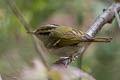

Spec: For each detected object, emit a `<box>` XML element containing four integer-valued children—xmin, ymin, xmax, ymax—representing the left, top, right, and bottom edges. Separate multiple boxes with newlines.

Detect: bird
<box><xmin>28</xmin><ymin>24</ymin><xmax>112</xmax><ymax>58</ymax></box>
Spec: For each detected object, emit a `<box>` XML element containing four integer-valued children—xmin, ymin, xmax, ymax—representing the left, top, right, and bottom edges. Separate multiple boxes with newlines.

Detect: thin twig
<box><xmin>6</xmin><ymin>0</ymin><xmax>49</xmax><ymax>70</ymax></box>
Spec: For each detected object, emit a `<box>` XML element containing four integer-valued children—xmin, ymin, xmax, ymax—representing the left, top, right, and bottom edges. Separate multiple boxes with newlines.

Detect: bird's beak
<box><xmin>27</xmin><ymin>31</ymin><xmax>35</xmax><ymax>34</ymax></box>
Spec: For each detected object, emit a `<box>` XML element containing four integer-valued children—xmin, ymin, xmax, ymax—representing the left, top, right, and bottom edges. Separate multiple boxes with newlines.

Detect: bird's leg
<box><xmin>54</xmin><ymin>56</ymin><xmax>78</xmax><ymax>66</ymax></box>
<box><xmin>55</xmin><ymin>57</ymin><xmax>72</xmax><ymax>66</ymax></box>
<box><xmin>54</xmin><ymin>55</ymin><xmax>79</xmax><ymax>66</ymax></box>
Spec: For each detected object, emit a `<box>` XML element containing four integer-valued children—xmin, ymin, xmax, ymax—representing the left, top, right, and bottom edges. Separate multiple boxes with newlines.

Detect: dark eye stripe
<box><xmin>50</xmin><ymin>24</ymin><xmax>60</xmax><ymax>27</ymax></box>
<box><xmin>38</xmin><ymin>32</ymin><xmax>50</xmax><ymax>35</ymax></box>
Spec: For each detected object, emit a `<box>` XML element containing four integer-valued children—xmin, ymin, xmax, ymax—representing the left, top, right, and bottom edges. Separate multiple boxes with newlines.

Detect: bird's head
<box><xmin>28</xmin><ymin>24</ymin><xmax>59</xmax><ymax>35</ymax></box>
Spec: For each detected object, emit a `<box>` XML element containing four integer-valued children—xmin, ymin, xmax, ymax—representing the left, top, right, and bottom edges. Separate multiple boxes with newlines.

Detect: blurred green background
<box><xmin>0</xmin><ymin>0</ymin><xmax>120</xmax><ymax>80</ymax></box>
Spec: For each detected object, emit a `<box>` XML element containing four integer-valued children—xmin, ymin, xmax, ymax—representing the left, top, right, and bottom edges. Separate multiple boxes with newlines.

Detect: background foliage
<box><xmin>0</xmin><ymin>0</ymin><xmax>120</xmax><ymax>80</ymax></box>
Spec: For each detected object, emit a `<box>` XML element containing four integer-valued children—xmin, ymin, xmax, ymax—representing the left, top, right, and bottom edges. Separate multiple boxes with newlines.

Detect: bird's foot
<box><xmin>69</xmin><ymin>55</ymin><xmax>79</xmax><ymax>62</ymax></box>
<box><xmin>54</xmin><ymin>56</ymin><xmax>78</xmax><ymax>66</ymax></box>
<box><xmin>54</xmin><ymin>57</ymin><xmax>72</xmax><ymax>66</ymax></box>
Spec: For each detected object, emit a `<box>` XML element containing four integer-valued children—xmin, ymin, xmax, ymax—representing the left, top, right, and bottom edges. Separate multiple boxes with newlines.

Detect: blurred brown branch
<box><xmin>6</xmin><ymin>0</ymin><xmax>49</xmax><ymax>70</ymax></box>
<box><xmin>55</xmin><ymin>3</ymin><xmax>120</xmax><ymax>66</ymax></box>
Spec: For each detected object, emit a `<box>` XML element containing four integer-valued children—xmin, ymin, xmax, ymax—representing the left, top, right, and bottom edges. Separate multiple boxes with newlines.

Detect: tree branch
<box><xmin>86</xmin><ymin>3</ymin><xmax>120</xmax><ymax>37</ymax></box>
<box><xmin>55</xmin><ymin>3</ymin><xmax>120</xmax><ymax>66</ymax></box>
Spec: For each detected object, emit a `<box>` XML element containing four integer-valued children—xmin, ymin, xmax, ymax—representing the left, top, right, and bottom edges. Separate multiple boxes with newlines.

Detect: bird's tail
<box><xmin>87</xmin><ymin>37</ymin><xmax>112</xmax><ymax>42</ymax></box>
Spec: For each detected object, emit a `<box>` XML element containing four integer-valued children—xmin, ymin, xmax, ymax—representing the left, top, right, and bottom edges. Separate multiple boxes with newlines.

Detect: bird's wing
<box><xmin>51</xmin><ymin>29</ymin><xmax>83</xmax><ymax>47</ymax></box>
